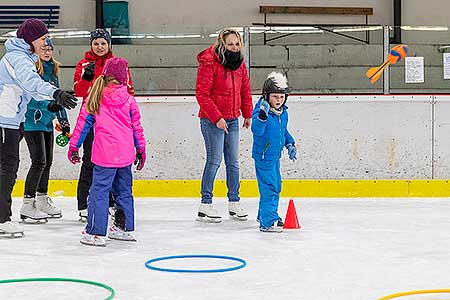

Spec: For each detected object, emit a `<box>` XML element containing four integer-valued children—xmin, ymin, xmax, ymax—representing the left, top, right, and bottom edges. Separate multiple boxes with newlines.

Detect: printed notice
<box><xmin>405</xmin><ymin>56</ymin><xmax>424</xmax><ymax>83</ymax></box>
<box><xmin>444</xmin><ymin>53</ymin><xmax>450</xmax><ymax>79</ymax></box>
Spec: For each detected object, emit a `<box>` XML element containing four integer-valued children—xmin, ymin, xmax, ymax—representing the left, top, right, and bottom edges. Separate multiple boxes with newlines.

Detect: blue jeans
<box><xmin>200</xmin><ymin>118</ymin><xmax>240</xmax><ymax>204</ymax></box>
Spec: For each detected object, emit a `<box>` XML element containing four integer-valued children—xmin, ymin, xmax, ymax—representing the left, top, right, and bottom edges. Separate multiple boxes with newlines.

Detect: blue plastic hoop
<box><xmin>145</xmin><ymin>254</ymin><xmax>247</xmax><ymax>273</ymax></box>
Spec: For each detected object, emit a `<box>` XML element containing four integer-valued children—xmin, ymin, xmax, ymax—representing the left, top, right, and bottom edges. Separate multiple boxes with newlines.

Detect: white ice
<box><xmin>2</xmin><ymin>197</ymin><xmax>450</xmax><ymax>300</ymax></box>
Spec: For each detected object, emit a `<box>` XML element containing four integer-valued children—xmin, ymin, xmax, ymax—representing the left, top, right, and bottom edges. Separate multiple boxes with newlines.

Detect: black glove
<box><xmin>82</xmin><ymin>62</ymin><xmax>96</xmax><ymax>81</ymax></box>
<box><xmin>53</xmin><ymin>89</ymin><xmax>77</xmax><ymax>110</ymax></box>
<box><xmin>60</xmin><ymin>119</ymin><xmax>71</xmax><ymax>136</ymax></box>
<box><xmin>47</xmin><ymin>101</ymin><xmax>63</xmax><ymax>113</ymax></box>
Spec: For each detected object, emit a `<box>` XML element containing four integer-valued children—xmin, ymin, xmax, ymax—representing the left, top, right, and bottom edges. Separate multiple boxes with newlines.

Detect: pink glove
<box><xmin>134</xmin><ymin>148</ymin><xmax>146</xmax><ymax>170</ymax></box>
<box><xmin>68</xmin><ymin>146</ymin><xmax>81</xmax><ymax>164</ymax></box>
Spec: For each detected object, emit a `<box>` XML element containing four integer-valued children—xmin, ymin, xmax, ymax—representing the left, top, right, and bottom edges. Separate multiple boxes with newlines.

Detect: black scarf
<box><xmin>223</xmin><ymin>50</ymin><xmax>243</xmax><ymax>70</ymax></box>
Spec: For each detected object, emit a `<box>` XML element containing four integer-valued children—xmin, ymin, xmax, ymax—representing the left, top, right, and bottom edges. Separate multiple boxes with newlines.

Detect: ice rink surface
<box><xmin>2</xmin><ymin>197</ymin><xmax>450</xmax><ymax>300</ymax></box>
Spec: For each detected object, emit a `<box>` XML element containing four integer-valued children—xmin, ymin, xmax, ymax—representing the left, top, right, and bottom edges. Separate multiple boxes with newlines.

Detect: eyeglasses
<box><xmin>39</xmin><ymin>46</ymin><xmax>53</xmax><ymax>53</ymax></box>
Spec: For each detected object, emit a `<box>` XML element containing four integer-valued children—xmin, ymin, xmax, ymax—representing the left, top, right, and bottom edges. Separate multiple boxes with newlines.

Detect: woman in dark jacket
<box><xmin>195</xmin><ymin>28</ymin><xmax>253</xmax><ymax>223</ymax></box>
<box><xmin>73</xmin><ymin>29</ymin><xmax>134</xmax><ymax>222</ymax></box>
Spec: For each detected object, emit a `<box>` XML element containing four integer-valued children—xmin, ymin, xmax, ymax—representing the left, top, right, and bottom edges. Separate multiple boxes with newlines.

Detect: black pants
<box><xmin>24</xmin><ymin>131</ymin><xmax>54</xmax><ymax>197</ymax></box>
<box><xmin>77</xmin><ymin>128</ymin><xmax>114</xmax><ymax>210</ymax></box>
<box><xmin>0</xmin><ymin>125</ymin><xmax>23</xmax><ymax>223</ymax></box>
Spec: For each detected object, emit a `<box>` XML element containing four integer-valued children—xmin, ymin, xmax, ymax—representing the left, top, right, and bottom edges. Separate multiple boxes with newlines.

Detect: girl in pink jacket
<box><xmin>68</xmin><ymin>57</ymin><xmax>146</xmax><ymax>247</ymax></box>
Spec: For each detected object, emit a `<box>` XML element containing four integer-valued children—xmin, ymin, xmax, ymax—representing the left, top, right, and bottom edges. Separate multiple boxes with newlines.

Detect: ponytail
<box><xmin>87</xmin><ymin>75</ymin><xmax>119</xmax><ymax>114</ymax></box>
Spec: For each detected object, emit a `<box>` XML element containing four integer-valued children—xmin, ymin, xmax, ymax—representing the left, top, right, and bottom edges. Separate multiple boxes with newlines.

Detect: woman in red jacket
<box><xmin>73</xmin><ymin>29</ymin><xmax>134</xmax><ymax>222</ymax></box>
<box><xmin>195</xmin><ymin>28</ymin><xmax>253</xmax><ymax>223</ymax></box>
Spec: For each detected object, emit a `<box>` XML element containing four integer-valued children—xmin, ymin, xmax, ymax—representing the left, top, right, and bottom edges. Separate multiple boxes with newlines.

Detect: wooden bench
<box><xmin>253</xmin><ymin>6</ymin><xmax>374</xmax><ymax>44</ymax></box>
<box><xmin>0</xmin><ymin>5</ymin><xmax>60</xmax><ymax>29</ymax></box>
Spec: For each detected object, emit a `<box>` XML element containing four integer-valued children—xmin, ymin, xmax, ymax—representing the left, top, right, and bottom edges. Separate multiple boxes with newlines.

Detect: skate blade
<box><xmin>229</xmin><ymin>214</ymin><xmax>248</xmax><ymax>221</ymax></box>
<box><xmin>196</xmin><ymin>216</ymin><xmax>222</xmax><ymax>223</ymax></box>
<box><xmin>47</xmin><ymin>214</ymin><xmax>62</xmax><ymax>219</ymax></box>
<box><xmin>0</xmin><ymin>231</ymin><xmax>24</xmax><ymax>238</ymax></box>
<box><xmin>20</xmin><ymin>216</ymin><xmax>48</xmax><ymax>224</ymax></box>
<box><xmin>79</xmin><ymin>217</ymin><xmax>87</xmax><ymax>223</ymax></box>
<box><xmin>108</xmin><ymin>235</ymin><xmax>137</xmax><ymax>242</ymax></box>
<box><xmin>259</xmin><ymin>228</ymin><xmax>283</xmax><ymax>233</ymax></box>
<box><xmin>80</xmin><ymin>240</ymin><xmax>106</xmax><ymax>247</ymax></box>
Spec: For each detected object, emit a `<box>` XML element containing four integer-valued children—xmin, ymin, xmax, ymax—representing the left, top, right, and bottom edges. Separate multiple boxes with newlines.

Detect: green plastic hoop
<box><xmin>0</xmin><ymin>277</ymin><xmax>115</xmax><ymax>299</ymax></box>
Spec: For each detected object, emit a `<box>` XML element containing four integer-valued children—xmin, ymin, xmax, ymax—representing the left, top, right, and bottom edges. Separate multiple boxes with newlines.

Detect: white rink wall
<box><xmin>15</xmin><ymin>95</ymin><xmax>450</xmax><ymax>180</ymax></box>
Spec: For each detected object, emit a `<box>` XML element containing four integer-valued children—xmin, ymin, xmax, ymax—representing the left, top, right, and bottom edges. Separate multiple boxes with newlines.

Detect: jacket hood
<box><xmin>197</xmin><ymin>45</ymin><xmax>220</xmax><ymax>64</ymax></box>
<box><xmin>5</xmin><ymin>38</ymin><xmax>37</xmax><ymax>61</ymax></box>
<box><xmin>84</xmin><ymin>50</ymin><xmax>113</xmax><ymax>65</ymax></box>
<box><xmin>102</xmin><ymin>84</ymin><xmax>130</xmax><ymax>107</ymax></box>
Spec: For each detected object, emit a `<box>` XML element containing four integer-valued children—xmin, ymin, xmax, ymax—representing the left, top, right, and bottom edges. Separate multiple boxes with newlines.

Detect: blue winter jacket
<box><xmin>0</xmin><ymin>38</ymin><xmax>58</xmax><ymax>129</ymax></box>
<box><xmin>251</xmin><ymin>97</ymin><xmax>295</xmax><ymax>161</ymax></box>
<box><xmin>24</xmin><ymin>60</ymin><xmax>68</xmax><ymax>132</ymax></box>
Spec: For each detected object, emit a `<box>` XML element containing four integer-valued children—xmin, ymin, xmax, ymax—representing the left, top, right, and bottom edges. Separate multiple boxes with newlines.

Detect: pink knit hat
<box><xmin>102</xmin><ymin>57</ymin><xmax>129</xmax><ymax>85</ymax></box>
<box><xmin>16</xmin><ymin>18</ymin><xmax>49</xmax><ymax>45</ymax></box>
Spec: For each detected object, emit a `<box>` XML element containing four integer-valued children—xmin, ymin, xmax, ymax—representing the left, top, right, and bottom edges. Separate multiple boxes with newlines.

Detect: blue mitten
<box><xmin>258</xmin><ymin>100</ymin><xmax>270</xmax><ymax>121</ymax></box>
<box><xmin>286</xmin><ymin>144</ymin><xmax>297</xmax><ymax>161</ymax></box>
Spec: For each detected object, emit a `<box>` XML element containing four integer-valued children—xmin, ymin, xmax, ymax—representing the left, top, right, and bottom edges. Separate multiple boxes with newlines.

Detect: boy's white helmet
<box><xmin>262</xmin><ymin>72</ymin><xmax>290</xmax><ymax>100</ymax></box>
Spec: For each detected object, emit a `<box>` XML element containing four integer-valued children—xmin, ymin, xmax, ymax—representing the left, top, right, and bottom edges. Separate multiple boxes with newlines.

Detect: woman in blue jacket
<box><xmin>0</xmin><ymin>19</ymin><xmax>77</xmax><ymax>237</ymax></box>
<box><xmin>252</xmin><ymin>72</ymin><xmax>297</xmax><ymax>232</ymax></box>
<box><xmin>21</xmin><ymin>38</ymin><xmax>70</xmax><ymax>222</ymax></box>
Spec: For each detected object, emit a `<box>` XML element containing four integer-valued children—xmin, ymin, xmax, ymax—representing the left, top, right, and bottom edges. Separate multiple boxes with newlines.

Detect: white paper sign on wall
<box><xmin>443</xmin><ymin>53</ymin><xmax>450</xmax><ymax>79</ymax></box>
<box><xmin>405</xmin><ymin>56</ymin><xmax>424</xmax><ymax>83</ymax></box>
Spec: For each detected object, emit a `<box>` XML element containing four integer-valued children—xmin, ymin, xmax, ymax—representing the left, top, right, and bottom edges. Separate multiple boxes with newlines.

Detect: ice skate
<box><xmin>78</xmin><ymin>209</ymin><xmax>87</xmax><ymax>222</ymax></box>
<box><xmin>260</xmin><ymin>220</ymin><xmax>284</xmax><ymax>233</ymax></box>
<box><xmin>108</xmin><ymin>224</ymin><xmax>136</xmax><ymax>241</ymax></box>
<box><xmin>20</xmin><ymin>197</ymin><xmax>49</xmax><ymax>223</ymax></box>
<box><xmin>196</xmin><ymin>203</ymin><xmax>222</xmax><ymax>223</ymax></box>
<box><xmin>0</xmin><ymin>221</ymin><xmax>24</xmax><ymax>238</ymax></box>
<box><xmin>228</xmin><ymin>202</ymin><xmax>248</xmax><ymax>221</ymax></box>
<box><xmin>80</xmin><ymin>230</ymin><xmax>106</xmax><ymax>247</ymax></box>
<box><xmin>35</xmin><ymin>193</ymin><xmax>62</xmax><ymax>219</ymax></box>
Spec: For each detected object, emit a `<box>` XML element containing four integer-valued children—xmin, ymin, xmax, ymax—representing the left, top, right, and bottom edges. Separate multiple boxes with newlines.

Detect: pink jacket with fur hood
<box><xmin>70</xmin><ymin>84</ymin><xmax>146</xmax><ymax>168</ymax></box>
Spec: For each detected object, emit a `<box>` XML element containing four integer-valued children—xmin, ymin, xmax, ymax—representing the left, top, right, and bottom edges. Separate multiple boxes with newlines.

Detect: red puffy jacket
<box><xmin>73</xmin><ymin>50</ymin><xmax>134</xmax><ymax>101</ymax></box>
<box><xmin>196</xmin><ymin>45</ymin><xmax>253</xmax><ymax>124</ymax></box>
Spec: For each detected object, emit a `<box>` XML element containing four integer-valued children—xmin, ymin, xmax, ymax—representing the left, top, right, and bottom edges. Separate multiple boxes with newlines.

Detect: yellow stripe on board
<box><xmin>10</xmin><ymin>179</ymin><xmax>450</xmax><ymax>198</ymax></box>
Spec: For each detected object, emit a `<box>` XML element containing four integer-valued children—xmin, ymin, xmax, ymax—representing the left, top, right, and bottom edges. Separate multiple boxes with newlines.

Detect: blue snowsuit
<box><xmin>251</xmin><ymin>97</ymin><xmax>295</xmax><ymax>229</ymax></box>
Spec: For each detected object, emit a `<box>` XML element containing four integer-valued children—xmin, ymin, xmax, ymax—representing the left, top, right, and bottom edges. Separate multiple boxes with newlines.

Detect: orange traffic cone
<box><xmin>283</xmin><ymin>199</ymin><xmax>301</xmax><ymax>229</ymax></box>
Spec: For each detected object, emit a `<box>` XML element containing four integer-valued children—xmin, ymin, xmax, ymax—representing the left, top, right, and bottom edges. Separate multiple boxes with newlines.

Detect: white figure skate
<box><xmin>80</xmin><ymin>230</ymin><xmax>106</xmax><ymax>247</ymax></box>
<box><xmin>36</xmin><ymin>193</ymin><xmax>62</xmax><ymax>219</ymax></box>
<box><xmin>20</xmin><ymin>197</ymin><xmax>49</xmax><ymax>223</ymax></box>
<box><xmin>0</xmin><ymin>221</ymin><xmax>24</xmax><ymax>238</ymax></box>
<box><xmin>196</xmin><ymin>203</ymin><xmax>222</xmax><ymax>223</ymax></box>
<box><xmin>108</xmin><ymin>224</ymin><xmax>136</xmax><ymax>242</ymax></box>
<box><xmin>228</xmin><ymin>202</ymin><xmax>248</xmax><ymax>221</ymax></box>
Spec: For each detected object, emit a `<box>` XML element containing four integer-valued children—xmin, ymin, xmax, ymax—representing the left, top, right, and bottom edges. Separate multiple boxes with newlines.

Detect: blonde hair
<box><xmin>36</xmin><ymin>57</ymin><xmax>60</xmax><ymax>76</ymax></box>
<box><xmin>214</xmin><ymin>28</ymin><xmax>244</xmax><ymax>64</ymax></box>
<box><xmin>86</xmin><ymin>75</ymin><xmax>119</xmax><ymax>114</ymax></box>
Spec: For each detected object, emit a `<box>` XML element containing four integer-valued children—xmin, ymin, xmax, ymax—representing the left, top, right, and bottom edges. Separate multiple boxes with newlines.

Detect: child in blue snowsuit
<box><xmin>252</xmin><ymin>72</ymin><xmax>297</xmax><ymax>232</ymax></box>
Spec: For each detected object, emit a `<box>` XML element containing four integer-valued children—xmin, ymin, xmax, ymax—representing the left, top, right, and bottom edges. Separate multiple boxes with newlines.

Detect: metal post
<box><xmin>243</xmin><ymin>26</ymin><xmax>251</xmax><ymax>76</ymax></box>
<box><xmin>96</xmin><ymin>0</ymin><xmax>104</xmax><ymax>29</ymax></box>
<box><xmin>383</xmin><ymin>25</ymin><xmax>390</xmax><ymax>94</ymax></box>
<box><xmin>390</xmin><ymin>0</ymin><xmax>401</xmax><ymax>44</ymax></box>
